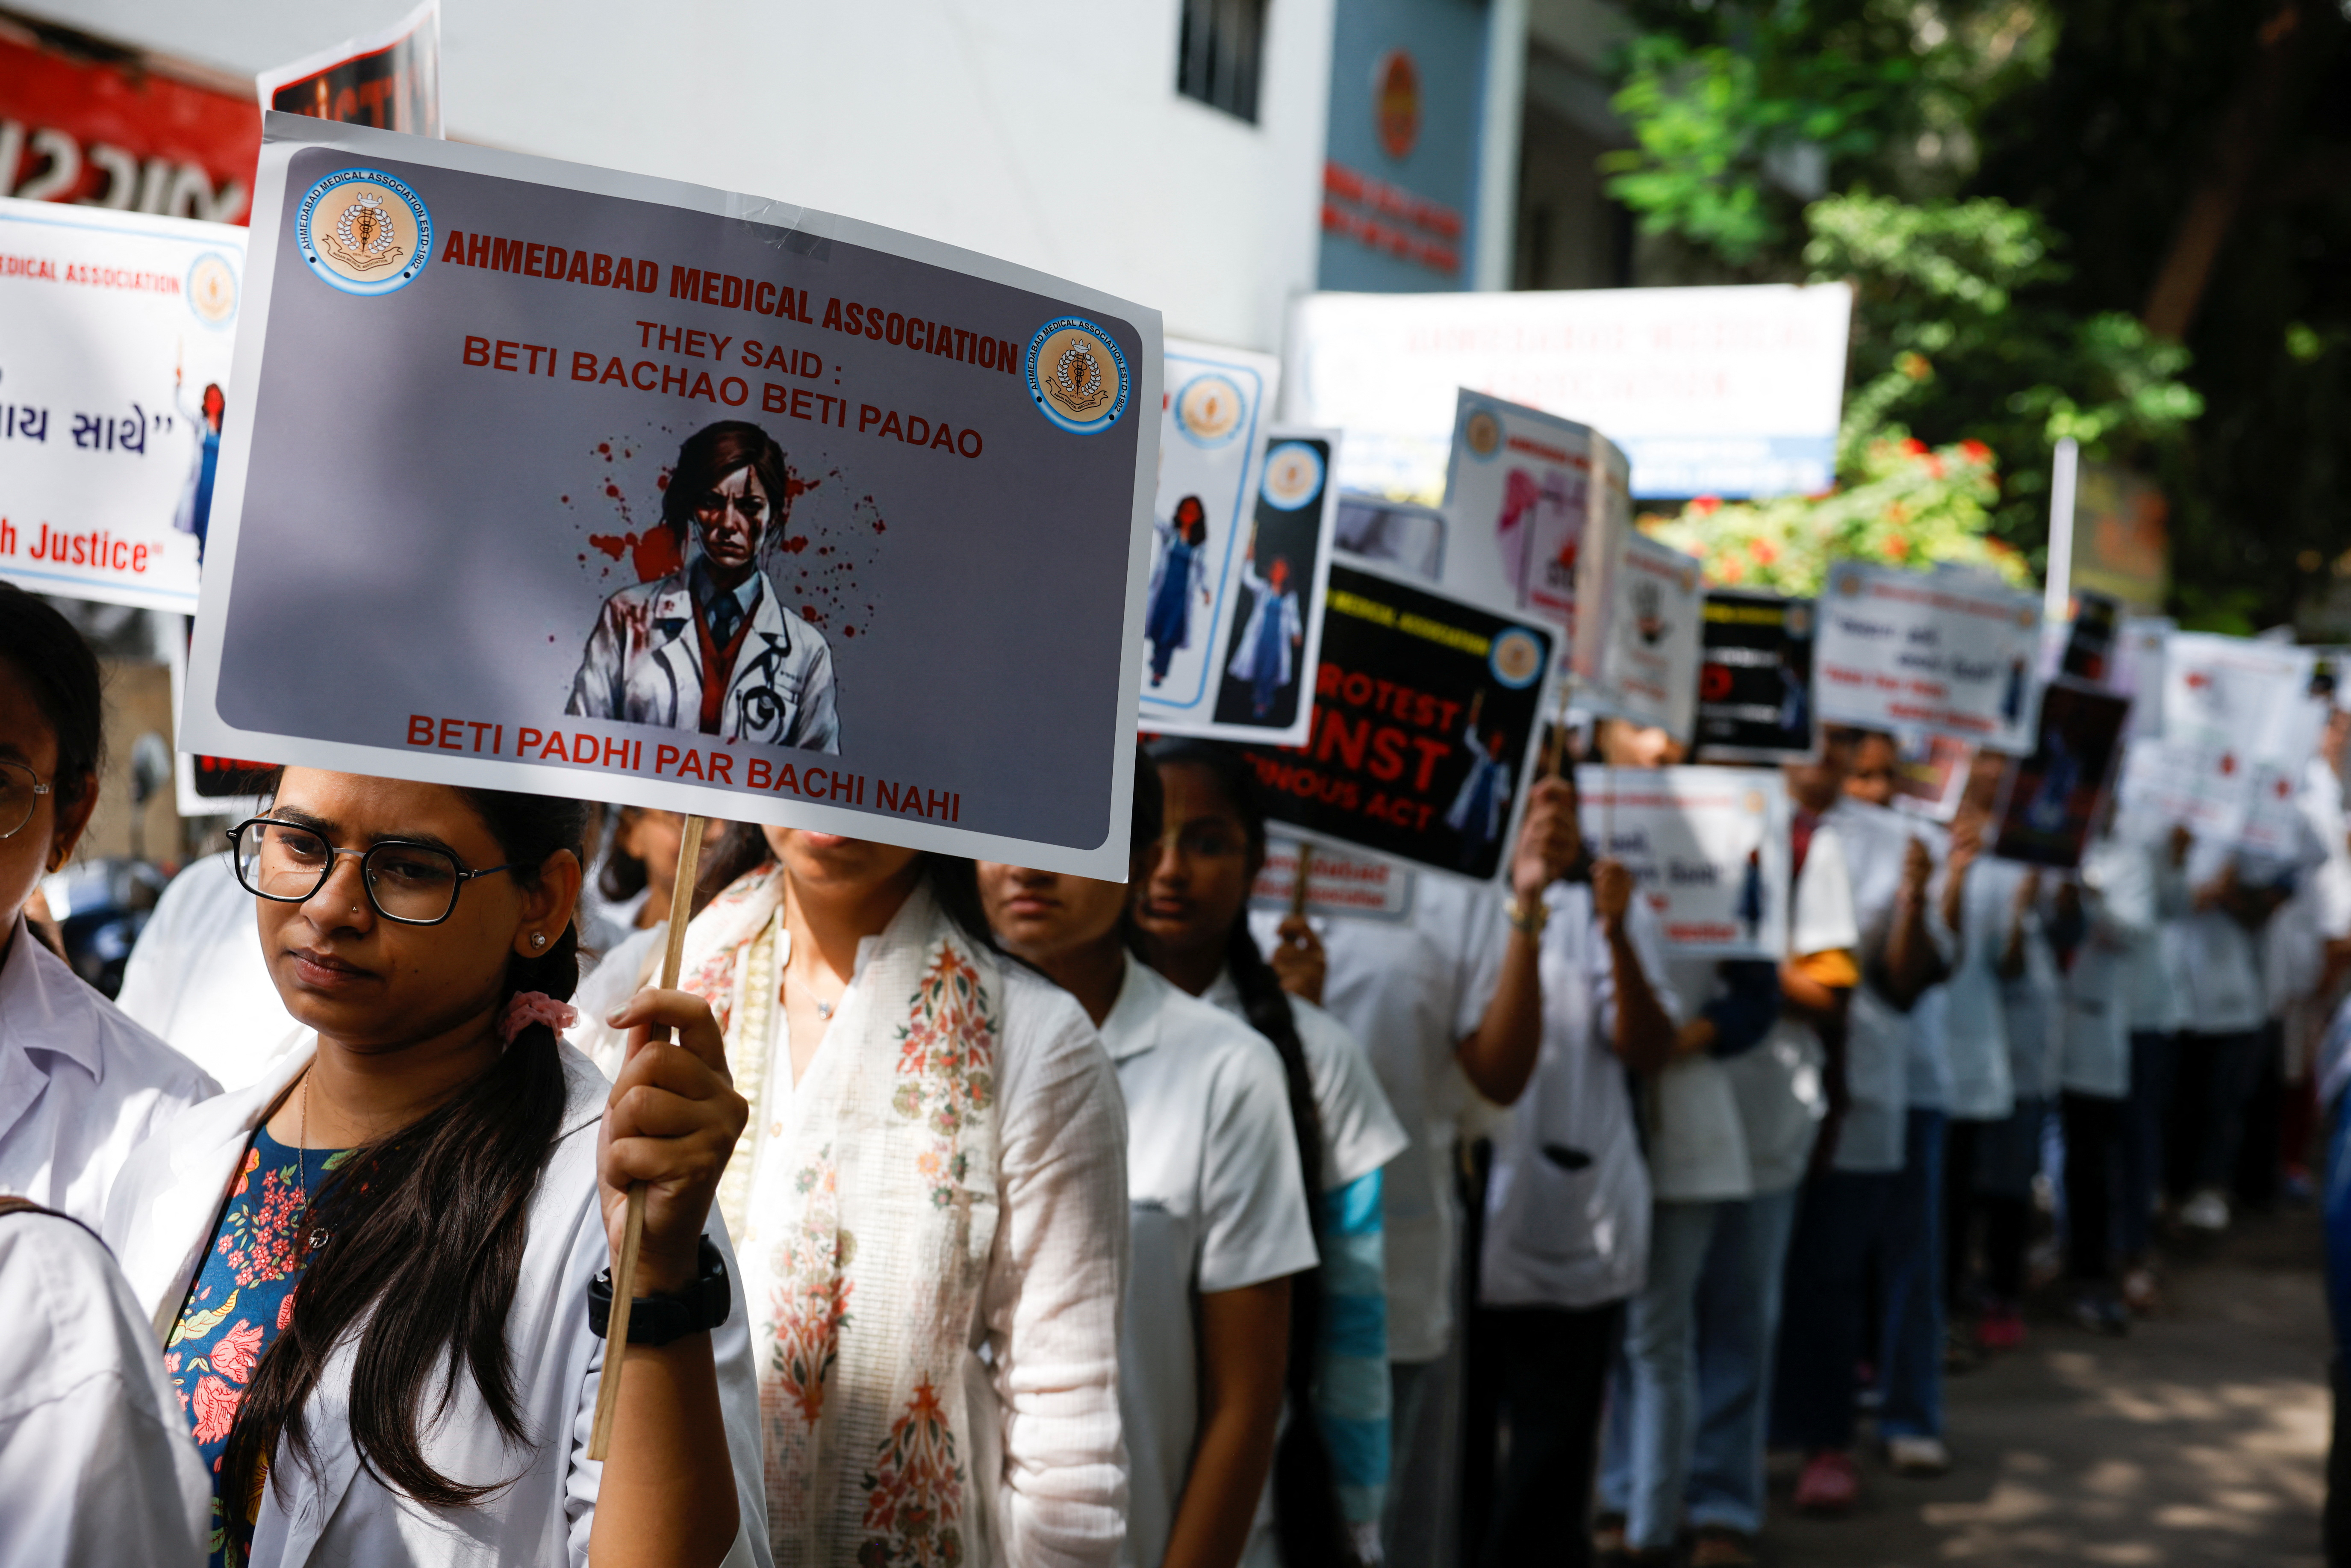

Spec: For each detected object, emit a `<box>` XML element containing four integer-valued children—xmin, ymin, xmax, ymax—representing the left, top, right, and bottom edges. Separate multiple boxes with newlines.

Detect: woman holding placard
<box><xmin>0</xmin><ymin>584</ymin><xmax>218</xmax><ymax>1229</ymax></box>
<box><xmin>102</xmin><ymin>770</ymin><xmax>764</xmax><ymax>1567</ymax></box>
<box><xmin>977</xmin><ymin>752</ymin><xmax>1316</xmax><ymax>1568</ymax></box>
<box><xmin>621</xmin><ymin>823</ymin><xmax>1129</xmax><ymax>1567</ymax></box>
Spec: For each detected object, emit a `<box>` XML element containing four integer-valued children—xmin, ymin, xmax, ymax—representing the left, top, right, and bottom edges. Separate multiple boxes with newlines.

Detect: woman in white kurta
<box><xmin>586</xmin><ymin>827</ymin><xmax>1130</xmax><ymax>1568</ymax></box>
<box><xmin>0</xmin><ymin>584</ymin><xmax>217</xmax><ymax>1227</ymax></box>
<box><xmin>102</xmin><ymin>770</ymin><xmax>765</xmax><ymax>1568</ymax></box>
<box><xmin>1135</xmin><ymin>740</ymin><xmax>1411</xmax><ymax>1567</ymax></box>
<box><xmin>978</xmin><ymin>757</ymin><xmax>1317</xmax><ymax>1568</ymax></box>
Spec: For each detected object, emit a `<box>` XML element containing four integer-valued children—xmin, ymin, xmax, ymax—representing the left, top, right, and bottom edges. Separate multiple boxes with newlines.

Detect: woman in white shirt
<box><xmin>605</xmin><ymin>825</ymin><xmax>1130</xmax><ymax>1568</ymax></box>
<box><xmin>978</xmin><ymin>752</ymin><xmax>1317</xmax><ymax>1568</ymax></box>
<box><xmin>102</xmin><ymin>769</ymin><xmax>763</xmax><ymax>1567</ymax></box>
<box><xmin>0</xmin><ymin>584</ymin><xmax>217</xmax><ymax>1227</ymax></box>
<box><xmin>1134</xmin><ymin>739</ymin><xmax>1410</xmax><ymax>1567</ymax></box>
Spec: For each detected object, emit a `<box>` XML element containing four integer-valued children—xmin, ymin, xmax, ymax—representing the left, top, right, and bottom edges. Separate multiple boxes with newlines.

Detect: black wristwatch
<box><xmin>589</xmin><ymin>1235</ymin><xmax>731</xmax><ymax>1346</ymax></box>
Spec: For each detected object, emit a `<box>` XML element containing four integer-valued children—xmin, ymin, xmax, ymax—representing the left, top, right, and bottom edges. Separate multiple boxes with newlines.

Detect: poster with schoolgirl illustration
<box><xmin>1137</xmin><ymin>339</ymin><xmax>1287</xmax><ymax>740</ymax></box>
<box><xmin>1199</xmin><ymin>429</ymin><xmax>1340</xmax><ymax>743</ymax></box>
<box><xmin>180</xmin><ymin>116</ymin><xmax>1160</xmax><ymax>878</ymax></box>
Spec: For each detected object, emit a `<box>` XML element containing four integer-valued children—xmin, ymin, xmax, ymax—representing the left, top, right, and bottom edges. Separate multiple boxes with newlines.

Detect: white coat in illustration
<box><xmin>1445</xmin><ymin>691</ymin><xmax>1515</xmax><ymax>872</ymax></box>
<box><xmin>1145</xmin><ymin>495</ymin><xmax>1211</xmax><ymax>687</ymax></box>
<box><xmin>1226</xmin><ymin>552</ymin><xmax>1303</xmax><ymax>718</ymax></box>
<box><xmin>567</xmin><ymin>420</ymin><xmax>841</xmax><ymax>752</ymax></box>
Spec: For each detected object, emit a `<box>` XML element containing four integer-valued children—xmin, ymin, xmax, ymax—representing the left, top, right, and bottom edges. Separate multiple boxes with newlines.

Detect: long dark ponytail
<box><xmin>1144</xmin><ymin>738</ymin><xmax>1350</xmax><ymax>1568</ymax></box>
<box><xmin>221</xmin><ymin>783</ymin><xmax>589</xmax><ymax>1520</ymax></box>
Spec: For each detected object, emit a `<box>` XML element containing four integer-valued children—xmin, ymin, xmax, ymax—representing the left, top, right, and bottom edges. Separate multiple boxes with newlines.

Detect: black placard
<box><xmin>1990</xmin><ymin>679</ymin><xmax>2132</xmax><ymax>868</ymax></box>
<box><xmin>1227</xmin><ymin>561</ymin><xmax>1553</xmax><ymax>880</ymax></box>
<box><xmin>1694</xmin><ymin>589</ymin><xmax>1815</xmax><ymax>759</ymax></box>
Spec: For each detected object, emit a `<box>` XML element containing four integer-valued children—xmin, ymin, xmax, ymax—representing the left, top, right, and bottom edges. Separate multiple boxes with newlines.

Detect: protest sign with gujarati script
<box><xmin>1579</xmin><ymin>765</ymin><xmax>1792</xmax><ymax>960</ymax></box>
<box><xmin>0</xmin><ymin>195</ymin><xmax>243</xmax><ymax>613</ymax></box>
<box><xmin>1814</xmin><ymin>560</ymin><xmax>2043</xmax><ymax>753</ymax></box>
<box><xmin>181</xmin><ymin>116</ymin><xmax>1160</xmax><ymax>878</ymax></box>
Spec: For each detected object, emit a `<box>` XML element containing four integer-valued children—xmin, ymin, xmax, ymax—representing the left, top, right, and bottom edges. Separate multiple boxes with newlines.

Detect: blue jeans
<box><xmin>1599</xmin><ymin>1201</ymin><xmax>1723</xmax><ymax>1548</ymax></box>
<box><xmin>1879</xmin><ymin>1108</ymin><xmax>1948</xmax><ymax>1441</ymax></box>
<box><xmin>1685</xmin><ymin>1185</ymin><xmax>1803</xmax><ymax>1534</ymax></box>
<box><xmin>1771</xmin><ymin>1167</ymin><xmax>1898</xmax><ymax>1450</ymax></box>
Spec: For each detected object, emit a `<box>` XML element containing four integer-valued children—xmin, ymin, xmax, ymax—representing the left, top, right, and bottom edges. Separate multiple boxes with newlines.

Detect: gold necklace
<box><xmin>298</xmin><ymin>1074</ymin><xmax>332</xmax><ymax>1256</ymax></box>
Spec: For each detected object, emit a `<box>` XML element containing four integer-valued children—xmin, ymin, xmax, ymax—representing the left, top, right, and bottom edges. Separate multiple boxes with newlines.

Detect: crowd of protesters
<box><xmin>8</xmin><ymin>574</ymin><xmax>2351</xmax><ymax>1568</ymax></box>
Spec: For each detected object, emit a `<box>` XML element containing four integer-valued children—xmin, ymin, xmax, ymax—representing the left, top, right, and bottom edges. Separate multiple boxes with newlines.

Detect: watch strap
<box><xmin>589</xmin><ymin>1235</ymin><xmax>732</xmax><ymax>1346</ymax></box>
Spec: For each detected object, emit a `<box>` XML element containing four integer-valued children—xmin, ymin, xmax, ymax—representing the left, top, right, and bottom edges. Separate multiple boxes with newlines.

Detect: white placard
<box><xmin>0</xmin><ymin>196</ymin><xmax>243</xmax><ymax>613</ymax></box>
<box><xmin>1249</xmin><ymin>837</ymin><xmax>1416</xmax><ymax>923</ymax></box>
<box><xmin>2132</xmin><ymin>632</ymin><xmax>2321</xmax><ymax>846</ymax></box>
<box><xmin>1579</xmin><ymin>765</ymin><xmax>1792</xmax><ymax>959</ymax></box>
<box><xmin>181</xmin><ymin>115</ymin><xmax>1160</xmax><ymax>878</ymax></box>
<box><xmin>2115</xmin><ymin>615</ymin><xmax>2171</xmax><ymax>740</ymax></box>
<box><xmin>1814</xmin><ymin>560</ymin><xmax>2044</xmax><ymax>753</ymax></box>
<box><xmin>1438</xmin><ymin>389</ymin><xmax>1628</xmax><ymax>651</ymax></box>
<box><xmin>1571</xmin><ymin>511</ymin><xmax>1705</xmax><ymax>741</ymax></box>
<box><xmin>1285</xmin><ymin>283</ymin><xmax>1853</xmax><ymax>503</ymax></box>
<box><xmin>1138</xmin><ymin>339</ymin><xmax>1280</xmax><ymax>735</ymax></box>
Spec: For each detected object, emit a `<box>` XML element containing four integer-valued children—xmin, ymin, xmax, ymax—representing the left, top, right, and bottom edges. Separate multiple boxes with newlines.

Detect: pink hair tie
<box><xmin>499</xmin><ymin>990</ymin><xmax>579</xmax><ymax>1045</ymax></box>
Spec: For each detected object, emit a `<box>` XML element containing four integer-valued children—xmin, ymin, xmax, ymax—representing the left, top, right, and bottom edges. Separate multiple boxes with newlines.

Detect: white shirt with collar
<box><xmin>1479</xmin><ymin>882</ymin><xmax>1680</xmax><ymax>1312</ymax></box>
<box><xmin>0</xmin><ymin>1204</ymin><xmax>210</xmax><ymax>1568</ymax></box>
<box><xmin>1820</xmin><ymin>801</ymin><xmax>1936</xmax><ymax>1173</ymax></box>
<box><xmin>1103</xmin><ymin>957</ymin><xmax>1317</xmax><ymax>1568</ymax></box>
<box><xmin>2166</xmin><ymin>839</ymin><xmax>2273</xmax><ymax>1035</ymax></box>
<box><xmin>1202</xmin><ymin>969</ymin><xmax>1411</xmax><ymax>1194</ymax></box>
<box><xmin>101</xmin><ymin>1038</ymin><xmax>774</xmax><ymax>1568</ymax></box>
<box><xmin>0</xmin><ymin>916</ymin><xmax>218</xmax><ymax>1229</ymax></box>
<box><xmin>1247</xmin><ymin>867</ymin><xmax>1497</xmax><ymax>1363</ymax></box>
<box><xmin>114</xmin><ymin>852</ymin><xmax>302</xmax><ymax>1092</ymax></box>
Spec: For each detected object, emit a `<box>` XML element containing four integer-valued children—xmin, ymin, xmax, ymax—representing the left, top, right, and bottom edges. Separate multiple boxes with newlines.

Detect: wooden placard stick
<box><xmin>587</xmin><ymin>811</ymin><xmax>709</xmax><ymax>1462</ymax></box>
<box><xmin>1543</xmin><ymin>680</ymin><xmax>1572</xmax><ymax>779</ymax></box>
<box><xmin>1289</xmin><ymin>841</ymin><xmax>1315</xmax><ymax>922</ymax></box>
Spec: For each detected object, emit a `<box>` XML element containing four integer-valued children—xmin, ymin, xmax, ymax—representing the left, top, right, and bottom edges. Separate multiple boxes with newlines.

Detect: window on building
<box><xmin>1177</xmin><ymin>0</ymin><xmax>1265</xmax><ymax>124</ymax></box>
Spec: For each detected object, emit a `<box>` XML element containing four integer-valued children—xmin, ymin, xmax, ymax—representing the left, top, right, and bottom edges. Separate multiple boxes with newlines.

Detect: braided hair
<box><xmin>1142</xmin><ymin>738</ymin><xmax>1350</xmax><ymax>1568</ymax></box>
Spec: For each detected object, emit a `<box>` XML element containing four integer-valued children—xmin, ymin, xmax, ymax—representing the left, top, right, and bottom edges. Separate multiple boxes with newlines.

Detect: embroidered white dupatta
<box><xmin>678</xmin><ymin>868</ymin><xmax>1003</xmax><ymax>1568</ymax></box>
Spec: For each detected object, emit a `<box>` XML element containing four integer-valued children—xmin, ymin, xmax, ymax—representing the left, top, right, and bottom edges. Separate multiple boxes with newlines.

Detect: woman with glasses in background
<box><xmin>101</xmin><ymin>768</ymin><xmax>768</xmax><ymax>1567</ymax></box>
<box><xmin>0</xmin><ymin>583</ymin><xmax>217</xmax><ymax>1229</ymax></box>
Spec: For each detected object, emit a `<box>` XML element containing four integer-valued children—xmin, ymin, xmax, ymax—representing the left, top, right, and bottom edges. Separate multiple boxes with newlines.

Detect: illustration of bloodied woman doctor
<box><xmin>567</xmin><ymin>420</ymin><xmax>842</xmax><ymax>751</ymax></box>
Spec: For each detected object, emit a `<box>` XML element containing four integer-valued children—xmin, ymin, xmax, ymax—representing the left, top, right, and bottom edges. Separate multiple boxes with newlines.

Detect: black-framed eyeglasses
<box><xmin>227</xmin><ymin>817</ymin><xmax>513</xmax><ymax>926</ymax></box>
<box><xmin>0</xmin><ymin>760</ymin><xmax>53</xmax><ymax>840</ymax></box>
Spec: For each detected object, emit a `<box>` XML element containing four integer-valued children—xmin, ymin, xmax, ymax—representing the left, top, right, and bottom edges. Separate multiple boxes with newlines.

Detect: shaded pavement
<box><xmin>1762</xmin><ymin>1207</ymin><xmax>2331</xmax><ymax>1566</ymax></box>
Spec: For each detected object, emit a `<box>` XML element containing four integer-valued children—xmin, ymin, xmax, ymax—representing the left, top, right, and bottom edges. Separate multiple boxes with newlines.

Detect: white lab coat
<box><xmin>567</xmin><ymin>568</ymin><xmax>840</xmax><ymax>751</ymax></box>
<box><xmin>0</xmin><ymin>917</ymin><xmax>218</xmax><ymax>1229</ymax></box>
<box><xmin>1225</xmin><ymin>563</ymin><xmax>1301</xmax><ymax>686</ymax></box>
<box><xmin>103</xmin><ymin>1039</ymin><xmax>773</xmax><ymax>1568</ymax></box>
<box><xmin>0</xmin><ymin>1204</ymin><xmax>210</xmax><ymax>1568</ymax></box>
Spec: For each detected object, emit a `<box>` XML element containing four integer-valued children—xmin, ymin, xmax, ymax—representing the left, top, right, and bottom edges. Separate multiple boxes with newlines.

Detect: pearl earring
<box><xmin>531</xmin><ymin>931</ymin><xmax>548</xmax><ymax>949</ymax></box>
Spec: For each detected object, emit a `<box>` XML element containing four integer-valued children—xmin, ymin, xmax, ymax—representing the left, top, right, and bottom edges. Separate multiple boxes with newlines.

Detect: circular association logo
<box><xmin>1463</xmin><ymin>406</ymin><xmax>1502</xmax><ymax>460</ymax></box>
<box><xmin>2015</xmin><ymin>604</ymin><xmax>2036</xmax><ymax>627</ymax></box>
<box><xmin>295</xmin><ymin>168</ymin><xmax>433</xmax><ymax>297</ymax></box>
<box><xmin>1785</xmin><ymin>603</ymin><xmax>1813</xmax><ymax>638</ymax></box>
<box><xmin>1261</xmin><ymin>442</ymin><xmax>1325</xmax><ymax>510</ymax></box>
<box><xmin>1175</xmin><ymin>373</ymin><xmax>1246</xmax><ymax>448</ymax></box>
<box><xmin>1489</xmin><ymin>627</ymin><xmax>1544</xmax><ymax>689</ymax></box>
<box><xmin>1743</xmin><ymin>789</ymin><xmax>1767</xmax><ymax>815</ymax></box>
<box><xmin>1834</xmin><ymin>567</ymin><xmax>1863</xmax><ymax>596</ymax></box>
<box><xmin>186</xmin><ymin>252</ymin><xmax>239</xmax><ymax>326</ymax></box>
<box><xmin>1026</xmin><ymin>317</ymin><xmax>1130</xmax><ymax>435</ymax></box>
<box><xmin>1375</xmin><ymin>49</ymin><xmax>1422</xmax><ymax>160</ymax></box>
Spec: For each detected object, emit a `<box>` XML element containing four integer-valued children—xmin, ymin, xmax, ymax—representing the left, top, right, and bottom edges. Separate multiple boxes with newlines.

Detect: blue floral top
<box><xmin>166</xmin><ymin>1126</ymin><xmax>350</xmax><ymax>1568</ymax></box>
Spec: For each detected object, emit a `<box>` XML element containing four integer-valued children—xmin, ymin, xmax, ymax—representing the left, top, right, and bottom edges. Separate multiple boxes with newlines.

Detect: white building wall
<box><xmin>24</xmin><ymin>0</ymin><xmax>1336</xmax><ymax>352</ymax></box>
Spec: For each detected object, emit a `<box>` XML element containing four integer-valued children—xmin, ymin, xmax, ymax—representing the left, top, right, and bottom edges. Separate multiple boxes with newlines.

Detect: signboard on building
<box><xmin>1285</xmin><ymin>283</ymin><xmax>1854</xmax><ymax>502</ymax></box>
<box><xmin>0</xmin><ymin>12</ymin><xmax>256</xmax><ymax>223</ymax></box>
